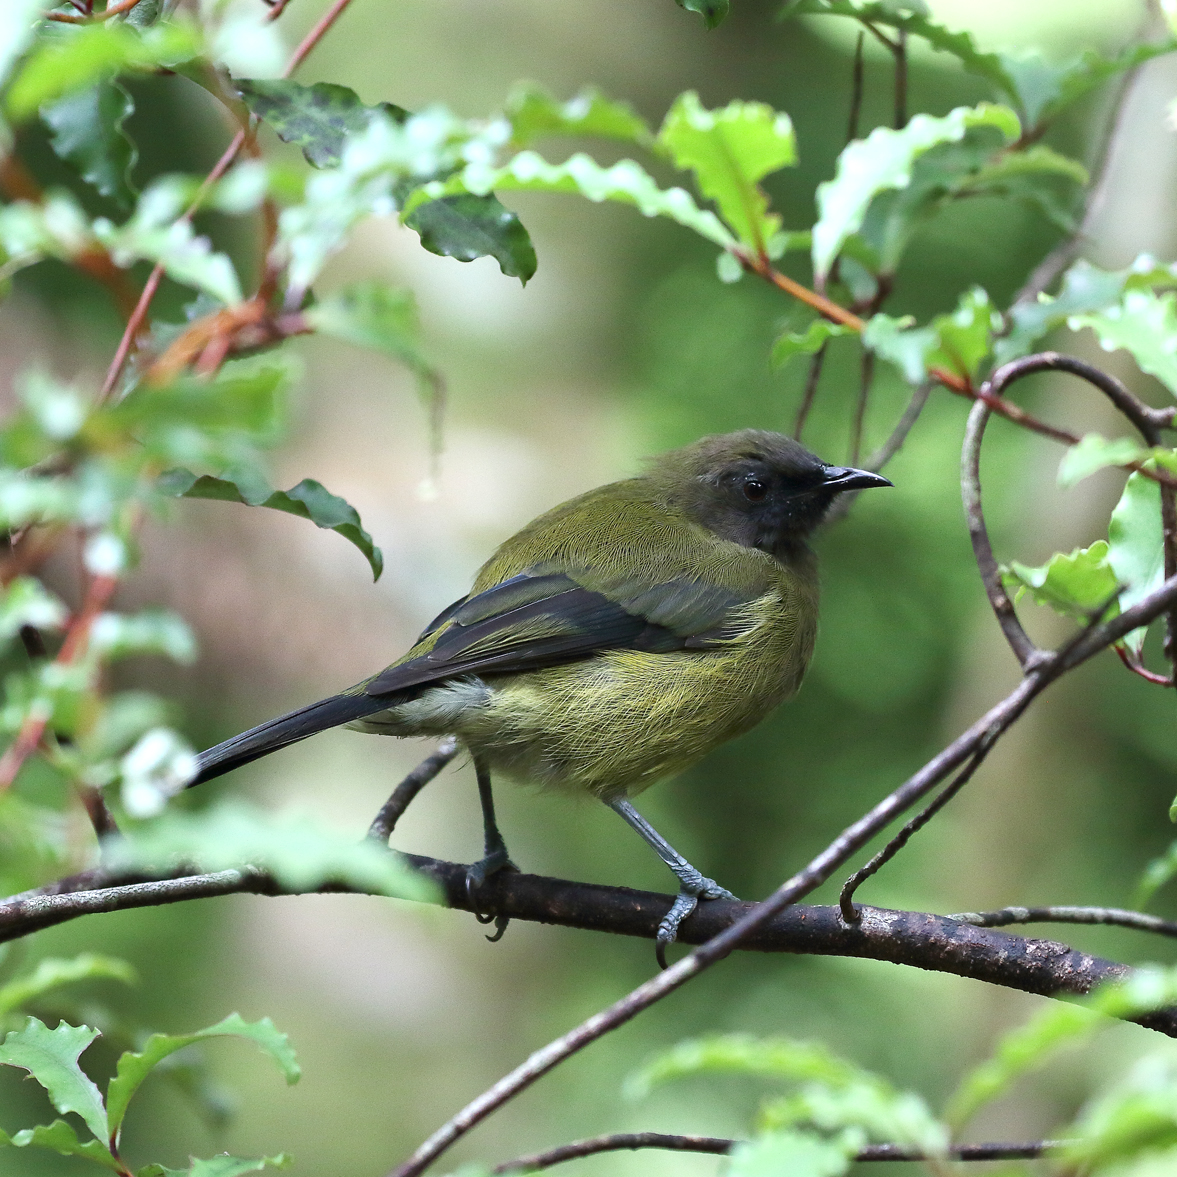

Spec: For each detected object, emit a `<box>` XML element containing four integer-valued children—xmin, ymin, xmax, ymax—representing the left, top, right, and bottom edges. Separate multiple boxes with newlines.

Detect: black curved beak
<box><xmin>822</xmin><ymin>466</ymin><xmax>893</xmax><ymax>491</ymax></box>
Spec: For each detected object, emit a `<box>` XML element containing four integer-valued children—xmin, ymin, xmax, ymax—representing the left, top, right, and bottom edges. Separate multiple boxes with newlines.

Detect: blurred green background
<box><xmin>4</xmin><ymin>0</ymin><xmax>1177</xmax><ymax>1172</ymax></box>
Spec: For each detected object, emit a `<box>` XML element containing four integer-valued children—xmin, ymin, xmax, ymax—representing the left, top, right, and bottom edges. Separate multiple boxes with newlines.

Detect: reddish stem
<box><xmin>1115</xmin><ymin>644</ymin><xmax>1174</xmax><ymax>686</ymax></box>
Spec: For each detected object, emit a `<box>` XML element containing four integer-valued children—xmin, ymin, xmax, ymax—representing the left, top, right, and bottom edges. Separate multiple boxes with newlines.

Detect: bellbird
<box><xmin>192</xmin><ymin>429</ymin><xmax>890</xmax><ymax>958</ymax></box>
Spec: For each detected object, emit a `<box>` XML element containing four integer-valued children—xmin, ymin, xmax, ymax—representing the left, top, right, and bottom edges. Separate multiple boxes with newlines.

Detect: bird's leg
<box><xmin>608</xmin><ymin>798</ymin><xmax>739</xmax><ymax>968</ymax></box>
<box><xmin>466</xmin><ymin>756</ymin><xmax>514</xmax><ymax>941</ymax></box>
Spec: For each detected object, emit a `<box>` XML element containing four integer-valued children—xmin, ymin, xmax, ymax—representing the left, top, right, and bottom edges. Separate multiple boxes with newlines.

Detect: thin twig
<box><xmin>840</xmin><ymin>750</ymin><xmax>985</xmax><ymax>922</ymax></box>
<box><xmin>491</xmin><ymin>1132</ymin><xmax>1063</xmax><ymax>1173</ymax></box>
<box><xmin>952</xmin><ymin>905</ymin><xmax>1177</xmax><ymax>938</ymax></box>
<box><xmin>793</xmin><ymin>344</ymin><xmax>827</xmax><ymax>441</ymax></box>
<box><xmin>847</xmin><ymin>31</ymin><xmax>865</xmax><ymax>142</ymax></box>
<box><xmin>45</xmin><ymin>0</ymin><xmax>142</xmax><ymax>22</ymax></box>
<box><xmin>892</xmin><ymin>28</ymin><xmax>907</xmax><ymax>130</ymax></box>
<box><xmin>282</xmin><ymin>0</ymin><xmax>357</xmax><ymax>76</ymax></box>
<box><xmin>384</xmin><ymin>568</ymin><xmax>1177</xmax><ymax>1177</ymax></box>
<box><xmin>849</xmin><ymin>346</ymin><xmax>874</xmax><ymax>466</ymax></box>
<box><xmin>368</xmin><ymin>737</ymin><xmax>459</xmax><ymax>842</ymax></box>
<box><xmin>864</xmin><ymin>379</ymin><xmax>932</xmax><ymax>470</ymax></box>
<box><xmin>741</xmin><ymin>254</ymin><xmax>865</xmax><ymax>330</ymax></box>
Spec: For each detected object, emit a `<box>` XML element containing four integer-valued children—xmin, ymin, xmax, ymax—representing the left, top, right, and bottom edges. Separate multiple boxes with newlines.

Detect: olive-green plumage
<box><xmin>192</xmin><ymin>429</ymin><xmax>890</xmax><ymax>946</ymax></box>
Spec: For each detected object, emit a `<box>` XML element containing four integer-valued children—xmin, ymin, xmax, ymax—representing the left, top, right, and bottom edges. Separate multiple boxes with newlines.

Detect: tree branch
<box><xmin>951</xmin><ymin>905</ymin><xmax>1177</xmax><ymax>938</ymax></box>
<box><xmin>490</xmin><ymin>1132</ymin><xmax>1061</xmax><ymax>1173</ymax></box>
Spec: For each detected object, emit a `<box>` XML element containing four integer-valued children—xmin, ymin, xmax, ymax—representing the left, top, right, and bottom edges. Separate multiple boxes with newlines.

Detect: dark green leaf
<box><xmin>158</xmin><ymin>469</ymin><xmax>383</xmax><ymax>581</ymax></box>
<box><xmin>235</xmin><ymin>78</ymin><xmax>408</xmax><ymax>168</ymax></box>
<box><xmin>0</xmin><ymin>1017</ymin><xmax>108</xmax><ymax>1141</ymax></box>
<box><xmin>107</xmin><ymin>1013</ymin><xmax>298</xmax><ymax>1141</ymax></box>
<box><xmin>404</xmin><ymin>193</ymin><xmax>537</xmax><ymax>284</ymax></box>
<box><xmin>960</xmin><ymin>145</ymin><xmax>1086</xmax><ymax>233</ymax></box>
<box><xmin>675</xmin><ymin>0</ymin><xmax>730</xmax><ymax>29</ymax></box>
<box><xmin>0</xmin><ymin>1119</ymin><xmax>120</xmax><ymax>1169</ymax></box>
<box><xmin>43</xmin><ymin>80</ymin><xmax>138</xmax><ymax>208</ymax></box>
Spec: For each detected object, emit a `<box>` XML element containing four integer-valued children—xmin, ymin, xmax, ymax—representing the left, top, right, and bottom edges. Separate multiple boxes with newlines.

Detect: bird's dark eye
<box><xmin>742</xmin><ymin>478</ymin><xmax>768</xmax><ymax>502</ymax></box>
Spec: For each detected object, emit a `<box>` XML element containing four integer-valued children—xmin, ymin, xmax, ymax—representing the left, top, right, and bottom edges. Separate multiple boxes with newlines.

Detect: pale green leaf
<box><xmin>813</xmin><ymin>104</ymin><xmax>1020</xmax><ymax>278</ymax></box>
<box><xmin>0</xmin><ymin>955</ymin><xmax>136</xmax><ymax>1022</ymax></box>
<box><xmin>0</xmin><ymin>577</ymin><xmax>68</xmax><ymax>645</ymax></box>
<box><xmin>504</xmin><ymin>83</ymin><xmax>651</xmax><ymax>146</ymax></box>
<box><xmin>923</xmin><ymin>286</ymin><xmax>995</xmax><ymax>381</ymax></box>
<box><xmin>1071</xmin><ymin>290</ymin><xmax>1177</xmax><ymax>397</ymax></box>
<box><xmin>0</xmin><ymin>0</ymin><xmax>43</xmax><ymax>94</ymax></box>
<box><xmin>107</xmin><ymin>1013</ymin><xmax>299</xmax><ymax>1140</ymax></box>
<box><xmin>6</xmin><ymin>21</ymin><xmax>202</xmax><ymax>120</ymax></box>
<box><xmin>675</xmin><ymin>0</ymin><xmax>730</xmax><ymax>29</ymax></box>
<box><xmin>656</xmin><ymin>91</ymin><xmax>796</xmax><ymax>250</ymax></box>
<box><xmin>1001</xmin><ymin>542</ymin><xmax>1119</xmax><ymax>620</ymax></box>
<box><xmin>407</xmin><ymin>152</ymin><xmax>735</xmax><ymax>249</ymax></box>
<box><xmin>139</xmin><ymin>1155</ymin><xmax>290</xmax><ymax>1177</ymax></box>
<box><xmin>945</xmin><ymin>1002</ymin><xmax>1103</xmax><ymax>1128</ymax></box>
<box><xmin>727</xmin><ymin>1130</ymin><xmax>855</xmax><ymax>1177</ymax></box>
<box><xmin>1107</xmin><ymin>465</ymin><xmax>1171</xmax><ymax>655</ymax></box>
<box><xmin>43</xmin><ymin>80</ymin><xmax>138</xmax><ymax>208</ymax></box>
<box><xmin>158</xmin><ymin>468</ymin><xmax>383</xmax><ymax>581</ymax></box>
<box><xmin>861</xmin><ymin>314</ymin><xmax>936</xmax><ymax>384</ymax></box>
<box><xmin>0</xmin><ymin>1017</ymin><xmax>108</xmax><ymax>1141</ymax></box>
<box><xmin>103</xmin><ymin>801</ymin><xmax>438</xmax><ymax>902</ymax></box>
<box><xmin>1058</xmin><ymin>435</ymin><xmax>1149</xmax><ymax>488</ymax></box>
<box><xmin>1136</xmin><ymin>842</ymin><xmax>1177</xmax><ymax>909</ymax></box>
<box><xmin>89</xmin><ymin>610</ymin><xmax>197</xmax><ymax>664</ymax></box>
<box><xmin>0</xmin><ymin>1119</ymin><xmax>120</xmax><ymax>1169</ymax></box>
<box><xmin>118</xmin><ymin>727</ymin><xmax>198</xmax><ymax>818</ymax></box>
<box><xmin>771</xmin><ymin>320</ymin><xmax>852</xmax><ymax>369</ymax></box>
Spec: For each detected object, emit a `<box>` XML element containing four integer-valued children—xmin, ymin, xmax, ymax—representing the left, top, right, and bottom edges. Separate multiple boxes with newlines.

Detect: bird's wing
<box><xmin>364</xmin><ymin>569</ymin><xmax>754</xmax><ymax>698</ymax></box>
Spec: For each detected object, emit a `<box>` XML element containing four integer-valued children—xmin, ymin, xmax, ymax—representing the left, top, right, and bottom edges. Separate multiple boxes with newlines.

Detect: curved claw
<box><xmin>464</xmin><ymin>850</ymin><xmax>516</xmax><ymax>940</ymax></box>
<box><xmin>654</xmin><ymin>877</ymin><xmax>741</xmax><ymax>969</ymax></box>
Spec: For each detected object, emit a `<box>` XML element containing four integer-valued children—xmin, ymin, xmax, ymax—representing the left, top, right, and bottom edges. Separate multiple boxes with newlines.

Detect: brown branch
<box><xmin>368</xmin><ymin>737</ymin><xmax>459</xmax><ymax>842</ymax></box>
<box><xmin>793</xmin><ymin>344</ymin><xmax>827</xmax><ymax>442</ymax></box>
<box><xmin>385</xmin><ymin>568</ymin><xmax>1177</xmax><ymax>1177</ymax></box>
<box><xmin>741</xmin><ymin>255</ymin><xmax>865</xmax><ymax>330</ymax></box>
<box><xmin>849</xmin><ymin>347</ymin><xmax>874</xmax><ymax>466</ymax></box>
<box><xmin>847</xmin><ymin>32</ymin><xmax>865</xmax><ymax>142</ymax></box>
<box><xmin>490</xmin><ymin>1132</ymin><xmax>1062</xmax><ymax>1173</ymax></box>
<box><xmin>952</xmin><ymin>905</ymin><xmax>1177</xmax><ymax>938</ymax></box>
<box><xmin>3</xmin><ymin>864</ymin><xmax>1173</xmax><ymax>1035</ymax></box>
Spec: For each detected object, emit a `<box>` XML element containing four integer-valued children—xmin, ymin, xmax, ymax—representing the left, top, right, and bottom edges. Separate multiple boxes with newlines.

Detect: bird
<box><xmin>190</xmin><ymin>429</ymin><xmax>891</xmax><ymax>962</ymax></box>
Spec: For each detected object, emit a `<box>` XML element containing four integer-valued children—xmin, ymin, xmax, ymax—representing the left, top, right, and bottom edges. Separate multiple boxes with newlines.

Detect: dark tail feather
<box><xmin>191</xmin><ymin>692</ymin><xmax>390</xmax><ymax>786</ymax></box>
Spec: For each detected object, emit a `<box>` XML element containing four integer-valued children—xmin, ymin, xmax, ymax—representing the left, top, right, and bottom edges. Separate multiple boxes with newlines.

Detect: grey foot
<box><xmin>655</xmin><ymin>876</ymin><xmax>739</xmax><ymax>969</ymax></box>
<box><xmin>465</xmin><ymin>848</ymin><xmax>515</xmax><ymax>942</ymax></box>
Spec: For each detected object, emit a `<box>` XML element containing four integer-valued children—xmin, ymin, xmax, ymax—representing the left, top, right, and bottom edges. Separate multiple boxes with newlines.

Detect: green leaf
<box><xmin>0</xmin><ymin>0</ymin><xmax>43</xmax><ymax>93</ymax></box>
<box><xmin>403</xmin><ymin>193</ymin><xmax>537</xmax><ymax>284</ymax></box>
<box><xmin>103</xmin><ymin>800</ymin><xmax>438</xmax><ymax>902</ymax></box>
<box><xmin>90</xmin><ymin>610</ymin><xmax>197</xmax><ymax>664</ymax></box>
<box><xmin>0</xmin><ymin>577</ymin><xmax>68</xmax><ymax>645</ymax></box>
<box><xmin>504</xmin><ymin>83</ymin><xmax>651</xmax><ymax>146</ymax></box>
<box><xmin>0</xmin><ymin>956</ymin><xmax>136</xmax><ymax>1022</ymax></box>
<box><xmin>781</xmin><ymin>2</ymin><xmax>1018</xmax><ymax>105</ymax></box>
<box><xmin>812</xmin><ymin>104</ymin><xmax>1020</xmax><ymax>279</ymax></box>
<box><xmin>139</xmin><ymin>1155</ymin><xmax>291</xmax><ymax>1177</ymax></box>
<box><xmin>656</xmin><ymin>91</ymin><xmax>796</xmax><ymax>251</ymax></box>
<box><xmin>158</xmin><ymin>469</ymin><xmax>383</xmax><ymax>581</ymax></box>
<box><xmin>861</xmin><ymin>314</ymin><xmax>935</xmax><ymax>384</ymax></box>
<box><xmin>107</xmin><ymin>1013</ymin><xmax>299</xmax><ymax>1141</ymax></box>
<box><xmin>0</xmin><ymin>1119</ymin><xmax>120</xmax><ymax>1169</ymax></box>
<box><xmin>923</xmin><ymin>286</ymin><xmax>995</xmax><ymax>381</ymax></box>
<box><xmin>945</xmin><ymin>1001</ymin><xmax>1103</xmax><ymax>1128</ymax></box>
<box><xmin>1136</xmin><ymin>842</ymin><xmax>1177</xmax><ymax>909</ymax></box>
<box><xmin>771</xmin><ymin>319</ymin><xmax>852</xmax><ymax>369</ymax></box>
<box><xmin>406</xmin><ymin>152</ymin><xmax>735</xmax><ymax>249</ymax></box>
<box><xmin>0</xmin><ymin>1017</ymin><xmax>108</xmax><ymax>1141</ymax></box>
<box><xmin>43</xmin><ymin>80</ymin><xmax>138</xmax><ymax>208</ymax></box>
<box><xmin>1001</xmin><ymin>541</ymin><xmax>1119</xmax><ymax>619</ymax></box>
<box><xmin>1107</xmin><ymin>464</ymin><xmax>1172</xmax><ymax>655</ymax></box>
<box><xmin>235</xmin><ymin>77</ymin><xmax>408</xmax><ymax>169</ymax></box>
<box><xmin>675</xmin><ymin>0</ymin><xmax>730</xmax><ymax>29</ymax></box>
<box><xmin>118</xmin><ymin>727</ymin><xmax>199</xmax><ymax>818</ymax></box>
<box><xmin>960</xmin><ymin>144</ymin><xmax>1086</xmax><ymax>233</ymax></box>
<box><xmin>727</xmin><ymin>1130</ymin><xmax>855</xmax><ymax>1177</ymax></box>
<box><xmin>7</xmin><ymin>21</ymin><xmax>202</xmax><ymax>121</ymax></box>
<box><xmin>1071</xmin><ymin>290</ymin><xmax>1177</xmax><ymax>397</ymax></box>
<box><xmin>1058</xmin><ymin>434</ymin><xmax>1150</xmax><ymax>488</ymax></box>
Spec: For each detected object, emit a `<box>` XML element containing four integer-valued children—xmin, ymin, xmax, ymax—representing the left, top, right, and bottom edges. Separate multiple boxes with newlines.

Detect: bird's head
<box><xmin>648</xmin><ymin>429</ymin><xmax>892</xmax><ymax>562</ymax></box>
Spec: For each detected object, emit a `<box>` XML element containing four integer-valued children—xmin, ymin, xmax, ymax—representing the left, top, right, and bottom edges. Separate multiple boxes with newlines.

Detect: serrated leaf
<box><xmin>1001</xmin><ymin>542</ymin><xmax>1119</xmax><ymax>619</ymax></box>
<box><xmin>0</xmin><ymin>1017</ymin><xmax>108</xmax><ymax>1141</ymax></box>
<box><xmin>43</xmin><ymin>80</ymin><xmax>138</xmax><ymax>208</ymax></box>
<box><xmin>961</xmin><ymin>145</ymin><xmax>1086</xmax><ymax>233</ymax></box>
<box><xmin>406</xmin><ymin>151</ymin><xmax>735</xmax><ymax>249</ymax></box>
<box><xmin>236</xmin><ymin>78</ymin><xmax>408</xmax><ymax>169</ymax></box>
<box><xmin>107</xmin><ymin>1013</ymin><xmax>299</xmax><ymax>1141</ymax></box>
<box><xmin>1071</xmin><ymin>290</ymin><xmax>1177</xmax><ymax>397</ymax></box>
<box><xmin>404</xmin><ymin>193</ymin><xmax>536</xmax><ymax>283</ymax></box>
<box><xmin>504</xmin><ymin>83</ymin><xmax>651</xmax><ymax>146</ymax></box>
<box><xmin>1058</xmin><ymin>435</ymin><xmax>1150</xmax><ymax>488</ymax></box>
<box><xmin>0</xmin><ymin>956</ymin><xmax>136</xmax><ymax>1022</ymax></box>
<box><xmin>139</xmin><ymin>1155</ymin><xmax>290</xmax><ymax>1177</ymax></box>
<box><xmin>158</xmin><ymin>469</ymin><xmax>383</xmax><ymax>581</ymax></box>
<box><xmin>1107</xmin><ymin>464</ymin><xmax>1172</xmax><ymax>655</ymax></box>
<box><xmin>923</xmin><ymin>286</ymin><xmax>995</xmax><ymax>381</ymax></box>
<box><xmin>0</xmin><ymin>1119</ymin><xmax>120</xmax><ymax>1169</ymax></box>
<box><xmin>781</xmin><ymin>2</ymin><xmax>1018</xmax><ymax>104</ymax></box>
<box><xmin>103</xmin><ymin>800</ymin><xmax>438</xmax><ymax>903</ymax></box>
<box><xmin>812</xmin><ymin>104</ymin><xmax>1020</xmax><ymax>279</ymax></box>
<box><xmin>657</xmin><ymin>91</ymin><xmax>795</xmax><ymax>251</ymax></box>
<box><xmin>728</xmin><ymin>1130</ymin><xmax>855</xmax><ymax>1177</ymax></box>
<box><xmin>861</xmin><ymin>314</ymin><xmax>935</xmax><ymax>384</ymax></box>
<box><xmin>945</xmin><ymin>1002</ymin><xmax>1103</xmax><ymax>1128</ymax></box>
<box><xmin>675</xmin><ymin>0</ymin><xmax>730</xmax><ymax>28</ymax></box>
<box><xmin>6</xmin><ymin>21</ymin><xmax>202</xmax><ymax>121</ymax></box>
<box><xmin>771</xmin><ymin>319</ymin><xmax>852</xmax><ymax>369</ymax></box>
